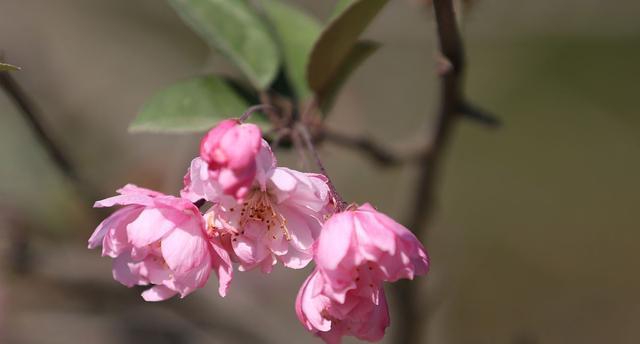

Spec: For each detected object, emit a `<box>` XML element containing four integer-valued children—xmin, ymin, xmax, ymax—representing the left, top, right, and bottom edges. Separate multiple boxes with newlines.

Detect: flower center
<box><xmin>239</xmin><ymin>190</ymin><xmax>291</xmax><ymax>241</ymax></box>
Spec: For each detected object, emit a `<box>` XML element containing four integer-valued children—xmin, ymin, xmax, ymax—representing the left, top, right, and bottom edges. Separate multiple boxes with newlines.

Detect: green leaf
<box><xmin>130</xmin><ymin>76</ymin><xmax>265</xmax><ymax>133</ymax></box>
<box><xmin>329</xmin><ymin>0</ymin><xmax>356</xmax><ymax>21</ymax></box>
<box><xmin>319</xmin><ymin>40</ymin><xmax>379</xmax><ymax>112</ymax></box>
<box><xmin>0</xmin><ymin>62</ymin><xmax>21</xmax><ymax>72</ymax></box>
<box><xmin>307</xmin><ymin>0</ymin><xmax>388</xmax><ymax>98</ymax></box>
<box><xmin>168</xmin><ymin>0</ymin><xmax>280</xmax><ymax>90</ymax></box>
<box><xmin>261</xmin><ymin>0</ymin><xmax>321</xmax><ymax>100</ymax></box>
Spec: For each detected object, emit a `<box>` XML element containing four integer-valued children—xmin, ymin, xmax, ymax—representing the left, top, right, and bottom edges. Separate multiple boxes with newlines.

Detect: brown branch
<box><xmin>0</xmin><ymin>71</ymin><xmax>99</xmax><ymax>205</ymax></box>
<box><xmin>392</xmin><ymin>1</ymin><xmax>467</xmax><ymax>343</ymax></box>
<box><xmin>319</xmin><ymin>129</ymin><xmax>427</xmax><ymax>166</ymax></box>
<box><xmin>0</xmin><ymin>73</ymin><xmax>79</xmax><ymax>183</ymax></box>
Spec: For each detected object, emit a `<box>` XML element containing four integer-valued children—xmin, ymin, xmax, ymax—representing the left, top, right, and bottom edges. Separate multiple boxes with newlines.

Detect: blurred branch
<box><xmin>0</xmin><ymin>71</ymin><xmax>98</xmax><ymax>203</ymax></box>
<box><xmin>319</xmin><ymin>128</ymin><xmax>428</xmax><ymax>166</ymax></box>
<box><xmin>21</xmin><ymin>274</ymin><xmax>271</xmax><ymax>344</ymax></box>
<box><xmin>0</xmin><ymin>73</ymin><xmax>78</xmax><ymax>182</ymax></box>
<box><xmin>393</xmin><ymin>0</ymin><xmax>486</xmax><ymax>343</ymax></box>
<box><xmin>459</xmin><ymin>100</ymin><xmax>501</xmax><ymax>127</ymax></box>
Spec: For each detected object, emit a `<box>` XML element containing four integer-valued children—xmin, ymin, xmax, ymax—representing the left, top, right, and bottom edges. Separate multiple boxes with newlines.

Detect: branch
<box><xmin>0</xmin><ymin>72</ymin><xmax>99</xmax><ymax>205</ymax></box>
<box><xmin>319</xmin><ymin>129</ymin><xmax>427</xmax><ymax>166</ymax></box>
<box><xmin>393</xmin><ymin>1</ymin><xmax>469</xmax><ymax>343</ymax></box>
<box><xmin>0</xmin><ymin>73</ymin><xmax>78</xmax><ymax>182</ymax></box>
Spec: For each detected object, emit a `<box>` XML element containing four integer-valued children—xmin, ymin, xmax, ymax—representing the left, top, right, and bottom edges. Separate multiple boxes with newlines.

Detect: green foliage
<box><xmin>131</xmin><ymin>0</ymin><xmax>389</xmax><ymax>133</ymax></box>
<box><xmin>307</xmin><ymin>0</ymin><xmax>388</xmax><ymax>106</ymax></box>
<box><xmin>168</xmin><ymin>0</ymin><xmax>280</xmax><ymax>90</ymax></box>
<box><xmin>319</xmin><ymin>40</ymin><xmax>379</xmax><ymax>112</ymax></box>
<box><xmin>0</xmin><ymin>62</ymin><xmax>21</xmax><ymax>72</ymax></box>
<box><xmin>260</xmin><ymin>0</ymin><xmax>321</xmax><ymax>101</ymax></box>
<box><xmin>130</xmin><ymin>76</ymin><xmax>258</xmax><ymax>133</ymax></box>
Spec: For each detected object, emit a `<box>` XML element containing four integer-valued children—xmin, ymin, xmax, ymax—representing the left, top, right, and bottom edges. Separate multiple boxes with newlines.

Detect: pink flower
<box><xmin>88</xmin><ymin>184</ymin><xmax>232</xmax><ymax>301</ymax></box>
<box><xmin>199</xmin><ymin>119</ymin><xmax>262</xmax><ymax>199</ymax></box>
<box><xmin>296</xmin><ymin>269</ymin><xmax>389</xmax><ymax>344</ymax></box>
<box><xmin>206</xmin><ymin>141</ymin><xmax>331</xmax><ymax>273</ymax></box>
<box><xmin>315</xmin><ymin>203</ymin><xmax>429</xmax><ymax>303</ymax></box>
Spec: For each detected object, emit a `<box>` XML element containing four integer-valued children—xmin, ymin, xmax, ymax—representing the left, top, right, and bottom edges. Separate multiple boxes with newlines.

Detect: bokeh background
<box><xmin>1</xmin><ymin>0</ymin><xmax>639</xmax><ymax>343</ymax></box>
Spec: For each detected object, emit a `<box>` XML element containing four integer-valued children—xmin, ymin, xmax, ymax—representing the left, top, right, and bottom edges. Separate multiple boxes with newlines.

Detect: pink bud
<box><xmin>199</xmin><ymin>119</ymin><xmax>262</xmax><ymax>199</ymax></box>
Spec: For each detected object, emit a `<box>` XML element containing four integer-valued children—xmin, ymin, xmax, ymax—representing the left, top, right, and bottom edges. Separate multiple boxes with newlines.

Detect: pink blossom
<box><xmin>88</xmin><ymin>184</ymin><xmax>232</xmax><ymax>301</ymax></box>
<box><xmin>296</xmin><ymin>269</ymin><xmax>389</xmax><ymax>344</ymax></box>
<box><xmin>199</xmin><ymin>119</ymin><xmax>262</xmax><ymax>199</ymax></box>
<box><xmin>206</xmin><ymin>141</ymin><xmax>331</xmax><ymax>273</ymax></box>
<box><xmin>315</xmin><ymin>203</ymin><xmax>429</xmax><ymax>303</ymax></box>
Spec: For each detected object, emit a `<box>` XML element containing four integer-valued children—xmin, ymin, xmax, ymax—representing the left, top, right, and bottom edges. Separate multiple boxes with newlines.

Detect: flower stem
<box><xmin>296</xmin><ymin>122</ymin><xmax>348</xmax><ymax>211</ymax></box>
<box><xmin>238</xmin><ymin>104</ymin><xmax>276</xmax><ymax>123</ymax></box>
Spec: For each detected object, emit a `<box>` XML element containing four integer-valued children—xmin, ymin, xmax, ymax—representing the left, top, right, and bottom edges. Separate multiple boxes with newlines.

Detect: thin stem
<box><xmin>238</xmin><ymin>104</ymin><xmax>276</xmax><ymax>123</ymax></box>
<box><xmin>296</xmin><ymin>122</ymin><xmax>348</xmax><ymax>211</ymax></box>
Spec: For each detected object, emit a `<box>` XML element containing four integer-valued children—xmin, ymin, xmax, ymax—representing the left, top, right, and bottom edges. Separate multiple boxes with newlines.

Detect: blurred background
<box><xmin>1</xmin><ymin>0</ymin><xmax>639</xmax><ymax>343</ymax></box>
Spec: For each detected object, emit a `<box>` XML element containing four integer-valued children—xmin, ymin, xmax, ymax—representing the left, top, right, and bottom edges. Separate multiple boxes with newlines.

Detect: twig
<box><xmin>238</xmin><ymin>104</ymin><xmax>276</xmax><ymax>123</ymax></box>
<box><xmin>296</xmin><ymin>123</ymin><xmax>348</xmax><ymax>211</ymax></box>
<box><xmin>393</xmin><ymin>1</ymin><xmax>468</xmax><ymax>343</ymax></box>
<box><xmin>0</xmin><ymin>72</ymin><xmax>99</xmax><ymax>205</ymax></box>
<box><xmin>0</xmin><ymin>73</ymin><xmax>78</xmax><ymax>183</ymax></box>
<box><xmin>319</xmin><ymin>129</ymin><xmax>427</xmax><ymax>166</ymax></box>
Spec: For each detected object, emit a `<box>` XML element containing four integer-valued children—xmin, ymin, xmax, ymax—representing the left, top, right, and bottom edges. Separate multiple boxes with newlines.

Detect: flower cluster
<box><xmin>89</xmin><ymin>115</ymin><xmax>429</xmax><ymax>343</ymax></box>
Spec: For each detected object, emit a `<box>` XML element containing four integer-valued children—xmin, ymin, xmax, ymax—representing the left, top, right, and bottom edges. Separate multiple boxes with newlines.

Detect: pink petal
<box><xmin>316</xmin><ymin>212</ymin><xmax>355</xmax><ymax>271</ymax></box>
<box><xmin>220</xmin><ymin>123</ymin><xmax>261</xmax><ymax>169</ymax></box>
<box><xmin>278</xmin><ymin>206</ymin><xmax>315</xmax><ymax>251</ymax></box>
<box><xmin>200</xmin><ymin>119</ymin><xmax>238</xmax><ymax>164</ymax></box>
<box><xmin>141</xmin><ymin>285</ymin><xmax>178</xmax><ymax>302</ymax></box>
<box><xmin>116</xmin><ymin>184</ymin><xmax>163</xmax><ymax>197</ymax></box>
<box><xmin>112</xmin><ymin>253</ymin><xmax>144</xmax><ymax>287</ymax></box>
<box><xmin>160</xmin><ymin>216</ymin><xmax>209</xmax><ymax>274</ymax></box>
<box><xmin>280</xmin><ymin>247</ymin><xmax>313</xmax><ymax>269</ymax></box>
<box><xmin>126</xmin><ymin>207</ymin><xmax>180</xmax><ymax>247</ymax></box>
<box><xmin>210</xmin><ymin>238</ymin><xmax>233</xmax><ymax>297</ymax></box>
<box><xmin>296</xmin><ymin>270</ymin><xmax>332</xmax><ymax>332</ymax></box>
<box><xmin>254</xmin><ymin>140</ymin><xmax>276</xmax><ymax>190</ymax></box>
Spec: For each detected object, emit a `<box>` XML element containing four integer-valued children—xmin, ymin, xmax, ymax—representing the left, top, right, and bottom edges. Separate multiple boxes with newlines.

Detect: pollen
<box><xmin>238</xmin><ymin>190</ymin><xmax>291</xmax><ymax>241</ymax></box>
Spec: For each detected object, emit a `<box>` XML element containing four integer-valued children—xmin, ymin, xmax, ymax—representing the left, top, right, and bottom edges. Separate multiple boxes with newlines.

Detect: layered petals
<box><xmin>296</xmin><ymin>269</ymin><xmax>389</xmax><ymax>344</ymax></box>
<box><xmin>88</xmin><ymin>184</ymin><xmax>233</xmax><ymax>300</ymax></box>
<box><xmin>205</xmin><ymin>142</ymin><xmax>331</xmax><ymax>272</ymax></box>
<box><xmin>315</xmin><ymin>203</ymin><xmax>429</xmax><ymax>302</ymax></box>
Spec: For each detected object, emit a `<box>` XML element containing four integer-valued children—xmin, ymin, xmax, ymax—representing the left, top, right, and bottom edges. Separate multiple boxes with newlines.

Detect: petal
<box><xmin>173</xmin><ymin>257</ymin><xmax>211</xmax><ymax>297</ymax></box>
<box><xmin>161</xmin><ymin>216</ymin><xmax>209</xmax><ymax>274</ymax></box>
<box><xmin>220</xmin><ymin>123</ymin><xmax>261</xmax><ymax>169</ymax></box>
<box><xmin>126</xmin><ymin>207</ymin><xmax>180</xmax><ymax>247</ymax></box>
<box><xmin>117</xmin><ymin>184</ymin><xmax>163</xmax><ymax>197</ymax></box>
<box><xmin>200</xmin><ymin>119</ymin><xmax>238</xmax><ymax>163</ymax></box>
<box><xmin>141</xmin><ymin>285</ymin><xmax>178</xmax><ymax>302</ymax></box>
<box><xmin>354</xmin><ymin>288</ymin><xmax>390</xmax><ymax>342</ymax></box>
<box><xmin>316</xmin><ymin>212</ymin><xmax>355</xmax><ymax>271</ymax></box>
<box><xmin>353</xmin><ymin>210</ymin><xmax>396</xmax><ymax>258</ymax></box>
<box><xmin>278</xmin><ymin>206</ymin><xmax>315</xmax><ymax>251</ymax></box>
<box><xmin>93</xmin><ymin>193</ymin><xmax>154</xmax><ymax>208</ymax></box>
<box><xmin>232</xmin><ymin>222</ymin><xmax>270</xmax><ymax>267</ymax></box>
<box><xmin>254</xmin><ymin>140</ymin><xmax>276</xmax><ymax>190</ymax></box>
<box><xmin>209</xmin><ymin>238</ymin><xmax>234</xmax><ymax>297</ymax></box>
<box><xmin>89</xmin><ymin>206</ymin><xmax>137</xmax><ymax>249</ymax></box>
<box><xmin>280</xmin><ymin>247</ymin><xmax>313</xmax><ymax>269</ymax></box>
<box><xmin>296</xmin><ymin>270</ymin><xmax>332</xmax><ymax>332</ymax></box>
<box><xmin>270</xmin><ymin>168</ymin><xmax>298</xmax><ymax>194</ymax></box>
<box><xmin>112</xmin><ymin>252</ymin><xmax>144</xmax><ymax>287</ymax></box>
